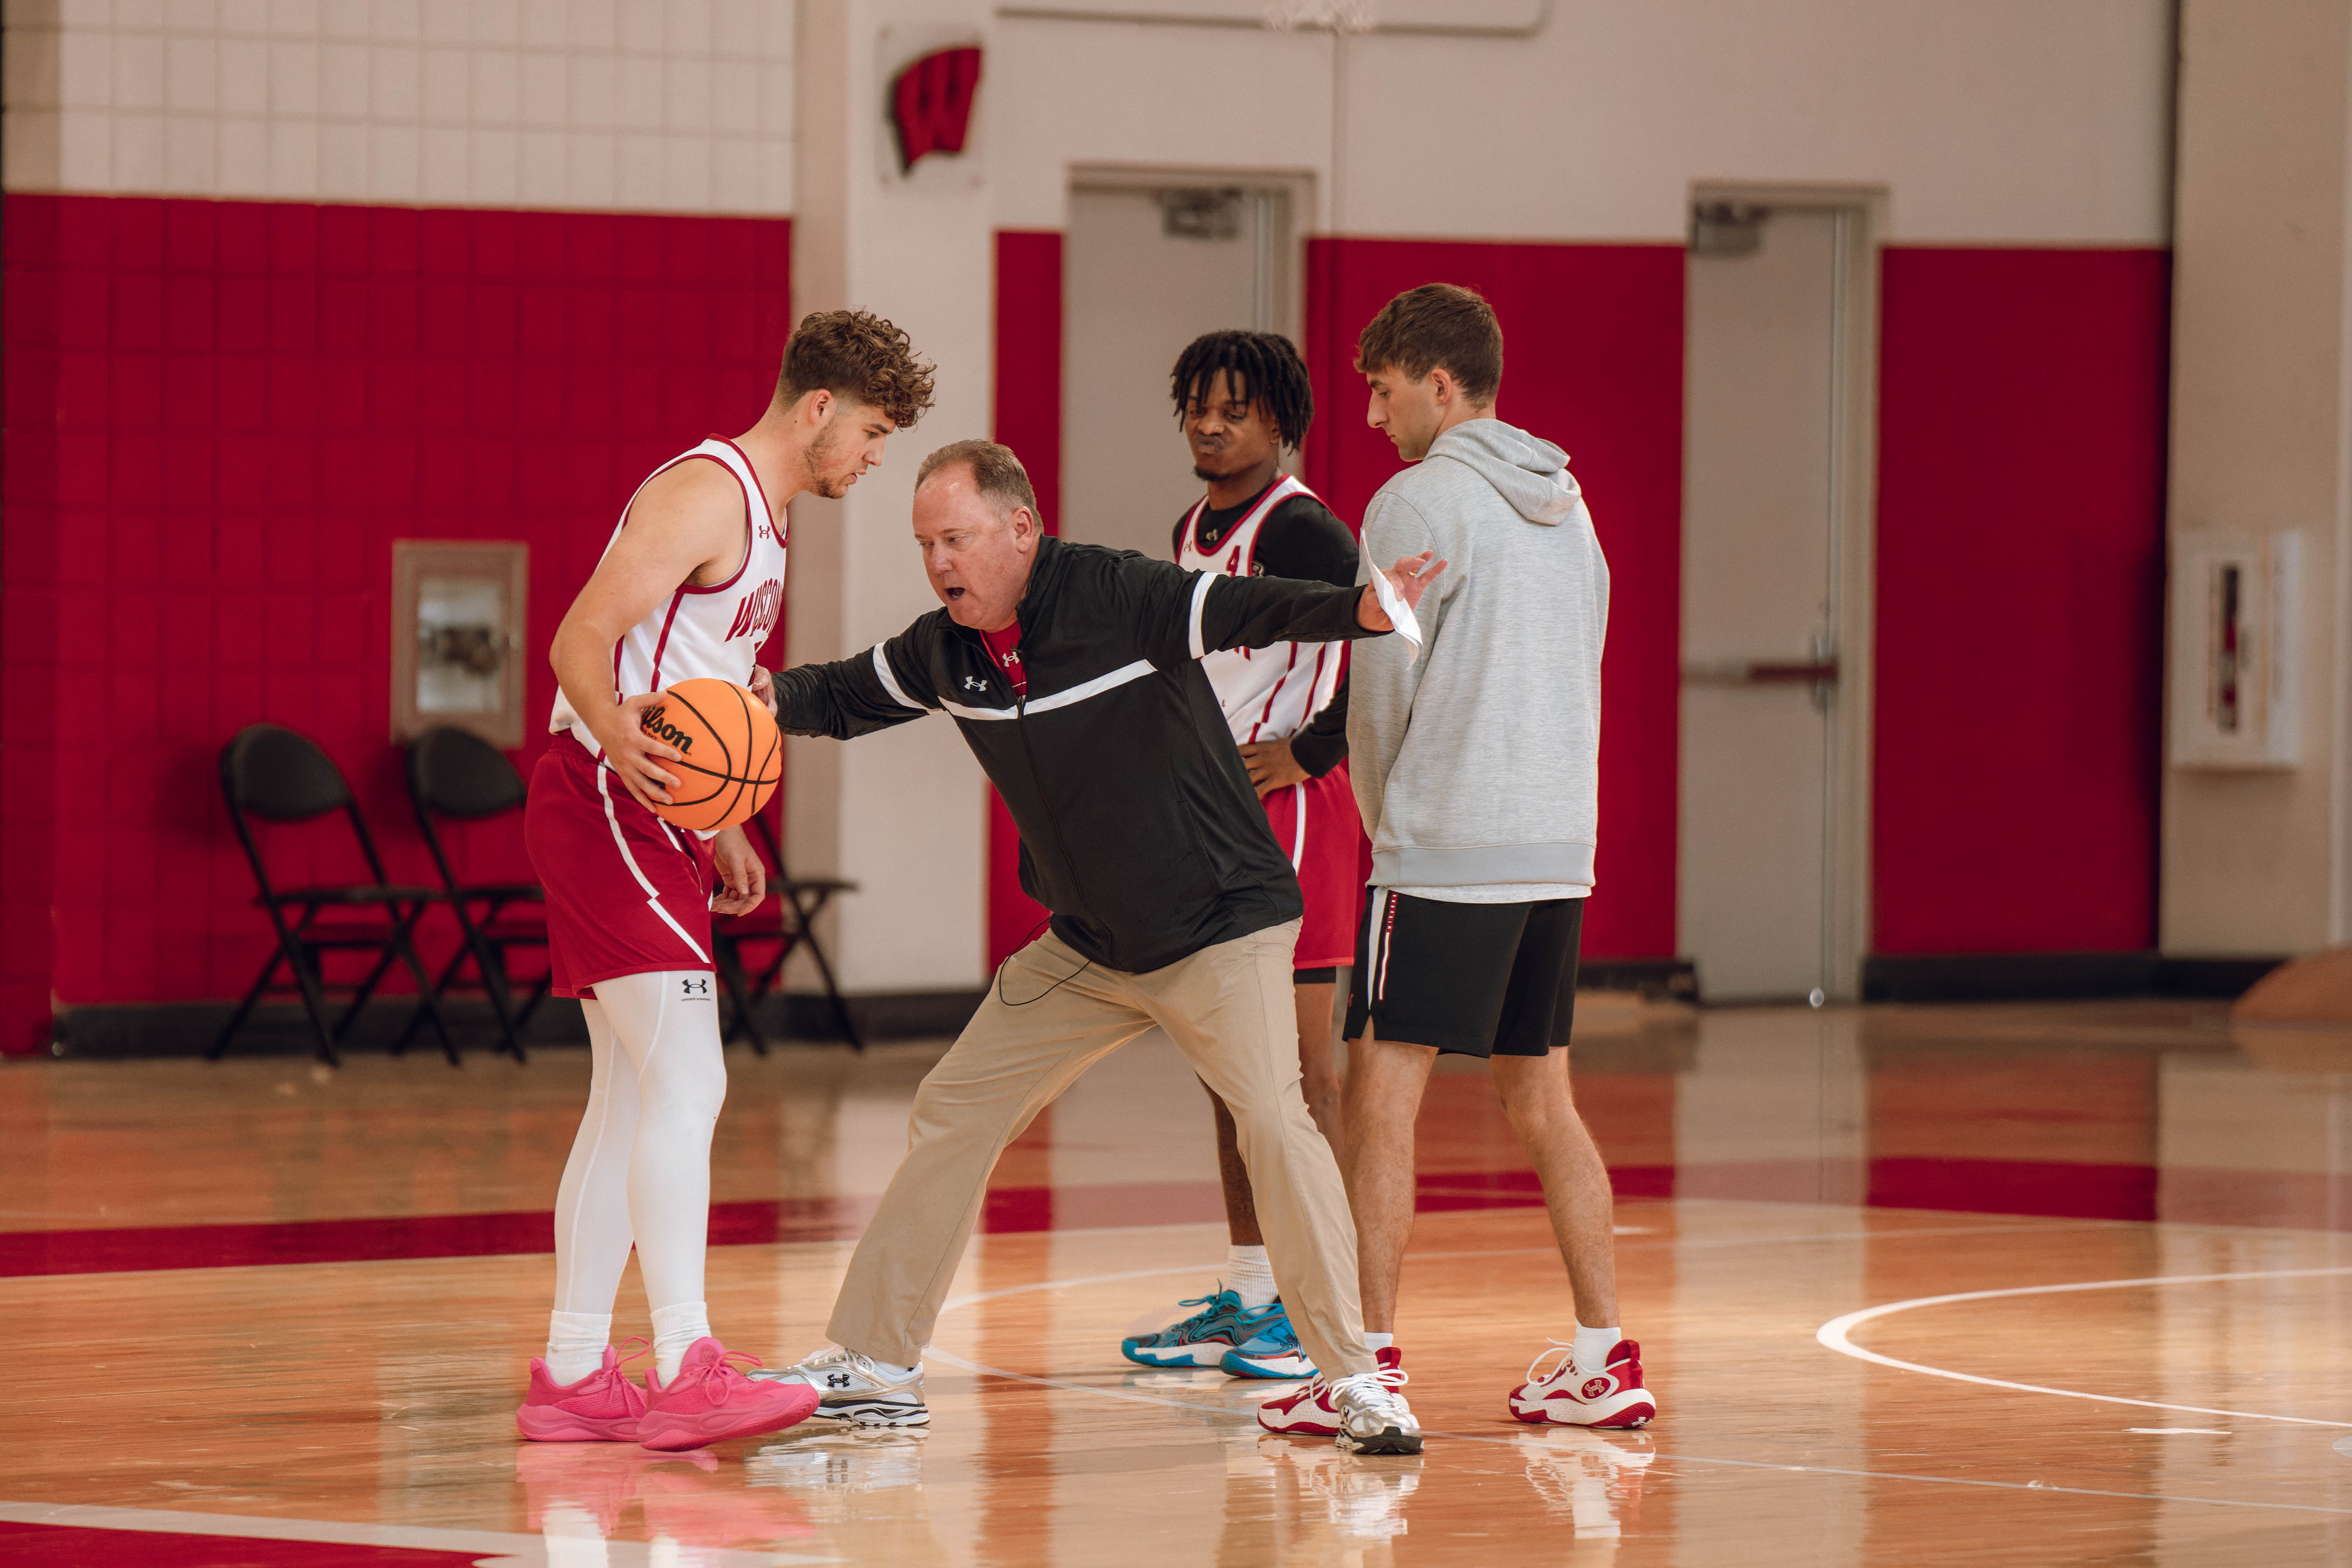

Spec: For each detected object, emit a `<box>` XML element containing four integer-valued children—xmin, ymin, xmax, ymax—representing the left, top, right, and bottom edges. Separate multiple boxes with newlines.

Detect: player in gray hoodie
<box><xmin>1340</xmin><ymin>284</ymin><xmax>1656</xmax><ymax>1429</ymax></box>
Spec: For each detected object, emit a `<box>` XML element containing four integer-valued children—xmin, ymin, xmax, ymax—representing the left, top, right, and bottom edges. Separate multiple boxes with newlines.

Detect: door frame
<box><xmin>1065</xmin><ymin>164</ymin><xmax>1317</xmax><ymax>344</ymax></box>
<box><xmin>1686</xmin><ymin>181</ymin><xmax>1885</xmax><ymax>1001</ymax></box>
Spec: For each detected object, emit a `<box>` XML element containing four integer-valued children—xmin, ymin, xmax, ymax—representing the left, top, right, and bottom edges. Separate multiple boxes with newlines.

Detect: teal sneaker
<box><xmin>1120</xmin><ymin>1287</ymin><xmax>1253</xmax><ymax>1369</ymax></box>
<box><xmin>1216</xmin><ymin>1301</ymin><xmax>1317</xmax><ymax>1380</ymax></box>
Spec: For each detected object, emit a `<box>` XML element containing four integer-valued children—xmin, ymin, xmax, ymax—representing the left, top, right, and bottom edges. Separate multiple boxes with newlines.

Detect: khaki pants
<box><xmin>826</xmin><ymin>919</ymin><xmax>1374</xmax><ymax>1379</ymax></box>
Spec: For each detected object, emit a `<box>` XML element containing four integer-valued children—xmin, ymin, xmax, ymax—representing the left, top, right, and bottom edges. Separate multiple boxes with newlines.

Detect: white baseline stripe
<box><xmin>1816</xmin><ymin>1267</ymin><xmax>2352</xmax><ymax>1428</ymax></box>
<box><xmin>1187</xmin><ymin>571</ymin><xmax>1215</xmax><ymax>661</ymax></box>
<box><xmin>926</xmin><ymin>1264</ymin><xmax>2352</xmax><ymax>1520</ymax></box>
<box><xmin>942</xmin><ymin>659</ymin><xmax>1156</xmax><ymax>721</ymax></box>
<box><xmin>595</xmin><ymin>766</ymin><xmax>710</xmax><ymax>964</ymax></box>
<box><xmin>0</xmin><ymin>1501</ymin><xmax>828</xmax><ymax>1567</ymax></box>
<box><xmin>871</xmin><ymin>642</ymin><xmax>930</xmax><ymax>711</ymax></box>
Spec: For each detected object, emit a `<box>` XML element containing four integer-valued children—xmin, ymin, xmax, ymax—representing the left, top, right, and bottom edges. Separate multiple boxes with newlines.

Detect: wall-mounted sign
<box><xmin>892</xmin><ymin>47</ymin><xmax>982</xmax><ymax>173</ymax></box>
<box><xmin>392</xmin><ymin>540</ymin><xmax>530</xmax><ymax>749</ymax></box>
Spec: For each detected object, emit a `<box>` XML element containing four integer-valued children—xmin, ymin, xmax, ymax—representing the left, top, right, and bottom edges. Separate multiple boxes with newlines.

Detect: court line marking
<box><xmin>0</xmin><ymin>1500</ymin><xmax>839</xmax><ymax>1567</ymax></box>
<box><xmin>929</xmin><ymin>1263</ymin><xmax>2352</xmax><ymax>1519</ymax></box>
<box><xmin>1816</xmin><ymin>1267</ymin><xmax>2352</xmax><ymax>1429</ymax></box>
<box><xmin>1427</xmin><ymin>1220</ymin><xmax>2115</xmax><ymax>1261</ymax></box>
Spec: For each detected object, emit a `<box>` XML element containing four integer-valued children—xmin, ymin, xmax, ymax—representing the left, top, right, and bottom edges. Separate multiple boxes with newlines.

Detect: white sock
<box><xmin>1364</xmin><ymin>1332</ymin><xmax>1394</xmax><ymax>1352</ymax></box>
<box><xmin>650</xmin><ymin>1301</ymin><xmax>712</xmax><ymax>1382</ymax></box>
<box><xmin>544</xmin><ymin>1310</ymin><xmax>611</xmax><ymax>1386</ymax></box>
<box><xmin>1573</xmin><ymin>1323</ymin><xmax>1622</xmax><ymax>1377</ymax></box>
<box><xmin>1226</xmin><ymin>1245</ymin><xmax>1277</xmax><ymax>1309</ymax></box>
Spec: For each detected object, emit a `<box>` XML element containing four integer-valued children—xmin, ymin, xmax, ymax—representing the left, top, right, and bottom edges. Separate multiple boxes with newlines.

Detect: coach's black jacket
<box><xmin>772</xmin><ymin>535</ymin><xmax>1386</xmax><ymax>974</ymax></box>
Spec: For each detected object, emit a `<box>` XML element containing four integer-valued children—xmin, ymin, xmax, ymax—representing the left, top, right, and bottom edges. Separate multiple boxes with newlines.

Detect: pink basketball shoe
<box><xmin>515</xmin><ymin>1345</ymin><xmax>650</xmax><ymax>1443</ymax></box>
<box><xmin>638</xmin><ymin>1338</ymin><xmax>821</xmax><ymax>1452</ymax></box>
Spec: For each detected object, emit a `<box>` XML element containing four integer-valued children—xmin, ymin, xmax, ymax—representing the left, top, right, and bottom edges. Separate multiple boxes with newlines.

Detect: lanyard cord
<box><xmin>993</xmin><ymin>913</ymin><xmax>1092</xmax><ymax>1007</ymax></box>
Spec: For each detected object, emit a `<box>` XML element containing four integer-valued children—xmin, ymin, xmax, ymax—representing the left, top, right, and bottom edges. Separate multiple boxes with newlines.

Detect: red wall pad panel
<box><xmin>1874</xmin><ymin>247</ymin><xmax>2169</xmax><ymax>955</ymax></box>
<box><xmin>987</xmin><ymin>230</ymin><xmax>1062</xmax><ymax>965</ymax></box>
<box><xmin>1304</xmin><ymin>238</ymin><xmax>1684</xmax><ymax>960</ymax></box>
<box><xmin>0</xmin><ymin>194</ymin><xmax>792</xmax><ymax>1052</ymax></box>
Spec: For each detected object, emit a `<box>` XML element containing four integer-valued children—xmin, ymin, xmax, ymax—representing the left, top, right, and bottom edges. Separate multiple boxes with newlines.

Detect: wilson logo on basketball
<box><xmin>639</xmin><ymin>707</ymin><xmax>696</xmax><ymax>753</ymax></box>
<box><xmin>726</xmin><ymin>579</ymin><xmax>783</xmax><ymax>643</ymax></box>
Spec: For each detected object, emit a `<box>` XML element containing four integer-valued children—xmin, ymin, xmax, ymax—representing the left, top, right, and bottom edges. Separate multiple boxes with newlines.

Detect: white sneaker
<box><xmin>1508</xmin><ymin>1339</ymin><xmax>1657</xmax><ymax>1429</ymax></box>
<box><xmin>1328</xmin><ymin>1365</ymin><xmax>1422</xmax><ymax>1455</ymax></box>
<box><xmin>749</xmin><ymin>1346</ymin><xmax>929</xmax><ymax>1427</ymax></box>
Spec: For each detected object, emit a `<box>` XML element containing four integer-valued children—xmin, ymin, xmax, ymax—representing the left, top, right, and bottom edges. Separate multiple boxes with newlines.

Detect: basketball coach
<box><xmin>755</xmin><ymin>438</ymin><xmax>1442</xmax><ymax>1455</ymax></box>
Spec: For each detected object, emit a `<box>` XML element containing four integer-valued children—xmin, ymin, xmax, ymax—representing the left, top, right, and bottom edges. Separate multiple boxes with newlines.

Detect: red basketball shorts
<box><xmin>1264</xmin><ymin>761</ymin><xmax>1368</xmax><ymax>973</ymax></box>
<box><xmin>526</xmin><ymin>735</ymin><xmax>716</xmax><ymax>1000</ymax></box>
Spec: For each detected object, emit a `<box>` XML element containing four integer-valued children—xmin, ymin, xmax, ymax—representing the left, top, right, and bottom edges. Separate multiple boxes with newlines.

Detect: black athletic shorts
<box><xmin>1344</xmin><ymin>890</ymin><xmax>1583</xmax><ymax>1058</ymax></box>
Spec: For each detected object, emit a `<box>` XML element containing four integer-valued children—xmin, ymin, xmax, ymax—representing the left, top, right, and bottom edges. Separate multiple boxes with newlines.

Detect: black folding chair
<box><xmin>211</xmin><ymin>724</ymin><xmax>455</xmax><ymax>1067</ymax></box>
<box><xmin>405</xmin><ymin>727</ymin><xmax>552</xmax><ymax>1063</ymax></box>
<box><xmin>713</xmin><ymin>812</ymin><xmax>862</xmax><ymax>1052</ymax></box>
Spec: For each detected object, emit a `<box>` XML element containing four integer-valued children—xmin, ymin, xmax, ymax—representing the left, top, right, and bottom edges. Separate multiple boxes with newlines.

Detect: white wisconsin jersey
<box><xmin>550</xmin><ymin>437</ymin><xmax>787</xmax><ymax>756</ymax></box>
<box><xmin>1175</xmin><ymin>473</ymin><xmax>1345</xmax><ymax>746</ymax></box>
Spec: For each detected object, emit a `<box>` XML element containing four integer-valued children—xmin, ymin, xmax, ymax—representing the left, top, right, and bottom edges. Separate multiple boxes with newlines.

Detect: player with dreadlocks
<box><xmin>1117</xmin><ymin>329</ymin><xmax>1369</xmax><ymax>1381</ymax></box>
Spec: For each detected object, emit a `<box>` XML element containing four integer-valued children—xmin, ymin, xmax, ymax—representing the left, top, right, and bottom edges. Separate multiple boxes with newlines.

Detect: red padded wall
<box><xmin>1873</xmin><ymin>247</ymin><xmax>2169</xmax><ymax>955</ymax></box>
<box><xmin>1301</xmin><ymin>238</ymin><xmax>1686</xmax><ymax>960</ymax></box>
<box><xmin>985</xmin><ymin>230</ymin><xmax>1062</xmax><ymax>966</ymax></box>
<box><xmin>0</xmin><ymin>193</ymin><xmax>792</xmax><ymax>1052</ymax></box>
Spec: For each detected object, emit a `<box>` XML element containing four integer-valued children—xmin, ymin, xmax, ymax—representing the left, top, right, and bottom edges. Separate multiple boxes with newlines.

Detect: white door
<box><xmin>1062</xmin><ymin>184</ymin><xmax>1292</xmax><ymax>556</ymax></box>
<box><xmin>1679</xmin><ymin>205</ymin><xmax>1863</xmax><ymax>1003</ymax></box>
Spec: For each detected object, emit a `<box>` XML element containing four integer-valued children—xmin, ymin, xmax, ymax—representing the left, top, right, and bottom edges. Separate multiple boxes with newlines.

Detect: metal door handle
<box><xmin>1681</xmin><ymin>659</ymin><xmax>1839</xmax><ymax>686</ymax></box>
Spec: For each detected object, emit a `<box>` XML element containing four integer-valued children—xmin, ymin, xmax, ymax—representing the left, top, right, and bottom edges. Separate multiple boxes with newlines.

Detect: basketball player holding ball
<box><xmin>1120</xmin><ymin>332</ymin><xmax>1367</xmax><ymax>1380</ymax></box>
<box><xmin>515</xmin><ymin>311</ymin><xmax>935</xmax><ymax>1451</ymax></box>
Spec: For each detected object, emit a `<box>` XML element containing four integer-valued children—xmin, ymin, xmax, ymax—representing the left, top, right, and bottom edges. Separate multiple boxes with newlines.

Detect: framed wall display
<box><xmin>391</xmin><ymin>540</ymin><xmax>530</xmax><ymax>749</ymax></box>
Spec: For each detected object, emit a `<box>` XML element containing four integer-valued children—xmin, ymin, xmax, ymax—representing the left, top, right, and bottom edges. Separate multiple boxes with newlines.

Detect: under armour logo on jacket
<box><xmin>963</xmin><ymin>675</ymin><xmax>987</xmax><ymax>691</ymax></box>
<box><xmin>681</xmin><ymin>977</ymin><xmax>711</xmax><ymax>998</ymax></box>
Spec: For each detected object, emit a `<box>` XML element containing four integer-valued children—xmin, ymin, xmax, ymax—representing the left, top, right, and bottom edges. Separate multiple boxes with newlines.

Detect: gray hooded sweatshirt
<box><xmin>1348</xmin><ymin>418</ymin><xmax>1608</xmax><ymax>896</ymax></box>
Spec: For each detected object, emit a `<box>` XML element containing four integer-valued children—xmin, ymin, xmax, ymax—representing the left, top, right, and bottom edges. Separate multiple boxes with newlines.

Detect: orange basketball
<box><xmin>638</xmin><ymin>677</ymin><xmax>781</xmax><ymax>834</ymax></box>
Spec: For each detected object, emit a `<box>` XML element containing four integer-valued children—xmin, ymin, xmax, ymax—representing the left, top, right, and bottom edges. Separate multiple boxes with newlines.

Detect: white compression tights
<box><xmin>548</xmin><ymin>969</ymin><xmax>728</xmax><ymax>1379</ymax></box>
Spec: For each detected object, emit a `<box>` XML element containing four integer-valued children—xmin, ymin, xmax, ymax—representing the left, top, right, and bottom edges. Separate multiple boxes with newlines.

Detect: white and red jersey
<box><xmin>1176</xmin><ymin>473</ymin><xmax>1346</xmax><ymax>746</ymax></box>
<box><xmin>550</xmin><ymin>436</ymin><xmax>787</xmax><ymax>756</ymax></box>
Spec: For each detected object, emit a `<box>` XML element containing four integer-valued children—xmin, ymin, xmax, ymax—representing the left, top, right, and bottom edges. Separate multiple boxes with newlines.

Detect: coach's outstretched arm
<box><xmin>769</xmin><ymin>634</ymin><xmax>940</xmax><ymax>741</ymax></box>
<box><xmin>1171</xmin><ymin>549</ymin><xmax>1445</xmax><ymax>660</ymax></box>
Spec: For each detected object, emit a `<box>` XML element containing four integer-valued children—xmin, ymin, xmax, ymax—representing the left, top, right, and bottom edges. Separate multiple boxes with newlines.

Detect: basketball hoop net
<box><xmin>1261</xmin><ymin>0</ymin><xmax>1377</xmax><ymax>32</ymax></box>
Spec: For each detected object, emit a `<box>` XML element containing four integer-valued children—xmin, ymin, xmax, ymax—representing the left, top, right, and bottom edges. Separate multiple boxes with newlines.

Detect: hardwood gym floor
<box><xmin>5</xmin><ymin>997</ymin><xmax>2349</xmax><ymax>1565</ymax></box>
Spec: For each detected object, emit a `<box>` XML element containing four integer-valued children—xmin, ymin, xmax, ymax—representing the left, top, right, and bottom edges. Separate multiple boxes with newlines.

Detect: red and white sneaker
<box><xmin>515</xmin><ymin>1345</ymin><xmax>650</xmax><ymax>1443</ymax></box>
<box><xmin>1257</xmin><ymin>1348</ymin><xmax>1421</xmax><ymax>1454</ymax></box>
<box><xmin>1259</xmin><ymin>1346</ymin><xmax>1393</xmax><ymax>1436</ymax></box>
<box><xmin>638</xmin><ymin>1338</ymin><xmax>822</xmax><ymax>1452</ymax></box>
<box><xmin>1509</xmin><ymin>1339</ymin><xmax>1657</xmax><ymax>1428</ymax></box>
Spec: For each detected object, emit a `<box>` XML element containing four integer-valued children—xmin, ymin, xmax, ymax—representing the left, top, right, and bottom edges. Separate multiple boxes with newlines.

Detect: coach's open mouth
<box><xmin>946</xmin><ymin>586</ymin><xmax>965</xmax><ymax>599</ymax></box>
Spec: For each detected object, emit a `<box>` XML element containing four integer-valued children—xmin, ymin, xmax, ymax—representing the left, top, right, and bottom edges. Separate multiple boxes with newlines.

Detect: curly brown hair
<box><xmin>777</xmin><ymin>309</ymin><xmax>938</xmax><ymax>429</ymax></box>
<box><xmin>1354</xmin><ymin>283</ymin><xmax>1503</xmax><ymax>404</ymax></box>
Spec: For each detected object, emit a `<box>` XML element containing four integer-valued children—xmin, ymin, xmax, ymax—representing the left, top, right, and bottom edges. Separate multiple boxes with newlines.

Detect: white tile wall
<box><xmin>3</xmin><ymin>0</ymin><xmax>794</xmax><ymax>213</ymax></box>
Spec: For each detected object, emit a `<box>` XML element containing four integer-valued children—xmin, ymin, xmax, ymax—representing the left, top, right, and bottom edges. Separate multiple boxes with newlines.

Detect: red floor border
<box><xmin>7</xmin><ymin>1157</ymin><xmax>2323</xmax><ymax>1277</ymax></box>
